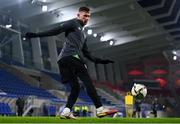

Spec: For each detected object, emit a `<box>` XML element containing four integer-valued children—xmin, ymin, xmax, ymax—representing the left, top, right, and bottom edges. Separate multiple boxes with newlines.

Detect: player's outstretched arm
<box><xmin>82</xmin><ymin>42</ymin><xmax>114</xmax><ymax>64</ymax></box>
<box><xmin>25</xmin><ymin>20</ymin><xmax>74</xmax><ymax>39</ymax></box>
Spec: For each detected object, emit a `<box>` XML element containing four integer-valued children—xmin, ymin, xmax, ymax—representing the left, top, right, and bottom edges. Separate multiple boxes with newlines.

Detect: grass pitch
<box><xmin>0</xmin><ymin>117</ymin><xmax>180</xmax><ymax>123</ymax></box>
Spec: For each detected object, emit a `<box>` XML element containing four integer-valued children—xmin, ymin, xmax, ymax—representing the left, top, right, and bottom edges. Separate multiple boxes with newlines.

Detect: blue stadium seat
<box><xmin>0</xmin><ymin>102</ymin><xmax>15</xmax><ymax>116</ymax></box>
<box><xmin>0</xmin><ymin>69</ymin><xmax>57</xmax><ymax>99</ymax></box>
<box><xmin>47</xmin><ymin>106</ymin><xmax>56</xmax><ymax>116</ymax></box>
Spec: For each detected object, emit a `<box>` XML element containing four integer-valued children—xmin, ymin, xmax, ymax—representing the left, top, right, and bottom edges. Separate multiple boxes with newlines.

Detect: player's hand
<box><xmin>25</xmin><ymin>32</ymin><xmax>37</xmax><ymax>39</ymax></box>
<box><xmin>101</xmin><ymin>59</ymin><xmax>114</xmax><ymax>64</ymax></box>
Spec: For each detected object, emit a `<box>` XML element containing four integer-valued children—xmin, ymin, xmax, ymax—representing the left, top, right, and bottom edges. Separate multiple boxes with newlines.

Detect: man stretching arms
<box><xmin>26</xmin><ymin>6</ymin><xmax>118</xmax><ymax>119</ymax></box>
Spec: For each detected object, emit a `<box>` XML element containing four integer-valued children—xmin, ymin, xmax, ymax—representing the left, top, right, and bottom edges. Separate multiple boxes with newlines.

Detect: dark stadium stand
<box><xmin>46</xmin><ymin>105</ymin><xmax>56</xmax><ymax>116</ymax></box>
<box><xmin>42</xmin><ymin>71</ymin><xmax>61</xmax><ymax>82</ymax></box>
<box><xmin>0</xmin><ymin>102</ymin><xmax>15</xmax><ymax>116</ymax></box>
<box><xmin>0</xmin><ymin>68</ymin><xmax>56</xmax><ymax>99</ymax></box>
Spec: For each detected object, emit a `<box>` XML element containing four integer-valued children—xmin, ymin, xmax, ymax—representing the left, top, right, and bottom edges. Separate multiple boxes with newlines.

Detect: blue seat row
<box><xmin>0</xmin><ymin>103</ymin><xmax>16</xmax><ymax>116</ymax></box>
<box><xmin>0</xmin><ymin>69</ymin><xmax>57</xmax><ymax>99</ymax></box>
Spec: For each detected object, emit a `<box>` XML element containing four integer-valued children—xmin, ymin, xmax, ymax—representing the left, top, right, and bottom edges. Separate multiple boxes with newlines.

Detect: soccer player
<box><xmin>25</xmin><ymin>6</ymin><xmax>118</xmax><ymax>119</ymax></box>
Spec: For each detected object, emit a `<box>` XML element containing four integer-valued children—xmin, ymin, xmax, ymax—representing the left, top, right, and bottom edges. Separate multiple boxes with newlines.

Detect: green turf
<box><xmin>0</xmin><ymin>117</ymin><xmax>180</xmax><ymax>123</ymax></box>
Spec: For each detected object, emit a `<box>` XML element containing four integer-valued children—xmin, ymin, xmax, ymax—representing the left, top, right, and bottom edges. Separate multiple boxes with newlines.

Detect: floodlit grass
<box><xmin>0</xmin><ymin>117</ymin><xmax>180</xmax><ymax>123</ymax></box>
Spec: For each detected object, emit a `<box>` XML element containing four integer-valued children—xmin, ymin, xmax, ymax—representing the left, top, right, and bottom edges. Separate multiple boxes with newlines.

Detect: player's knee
<box><xmin>72</xmin><ymin>84</ymin><xmax>80</xmax><ymax>92</ymax></box>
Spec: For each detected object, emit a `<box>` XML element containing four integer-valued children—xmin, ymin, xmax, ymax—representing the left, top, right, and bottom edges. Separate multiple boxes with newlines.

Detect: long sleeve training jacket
<box><xmin>32</xmin><ymin>18</ymin><xmax>104</xmax><ymax>63</ymax></box>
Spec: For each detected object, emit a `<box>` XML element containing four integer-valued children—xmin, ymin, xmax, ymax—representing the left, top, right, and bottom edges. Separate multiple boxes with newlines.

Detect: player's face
<box><xmin>77</xmin><ymin>11</ymin><xmax>90</xmax><ymax>25</ymax></box>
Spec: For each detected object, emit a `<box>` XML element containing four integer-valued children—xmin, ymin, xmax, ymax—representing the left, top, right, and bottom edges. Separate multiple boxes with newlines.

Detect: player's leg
<box><xmin>76</xmin><ymin>60</ymin><xmax>118</xmax><ymax>117</ymax></box>
<box><xmin>60</xmin><ymin>79</ymin><xmax>80</xmax><ymax>119</ymax></box>
<box><xmin>58</xmin><ymin>57</ymin><xmax>80</xmax><ymax>119</ymax></box>
<box><xmin>65</xmin><ymin>79</ymin><xmax>80</xmax><ymax>110</ymax></box>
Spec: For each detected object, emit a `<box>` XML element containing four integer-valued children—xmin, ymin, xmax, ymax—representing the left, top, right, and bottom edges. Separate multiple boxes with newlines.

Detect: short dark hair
<box><xmin>79</xmin><ymin>7</ymin><xmax>90</xmax><ymax>12</ymax></box>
